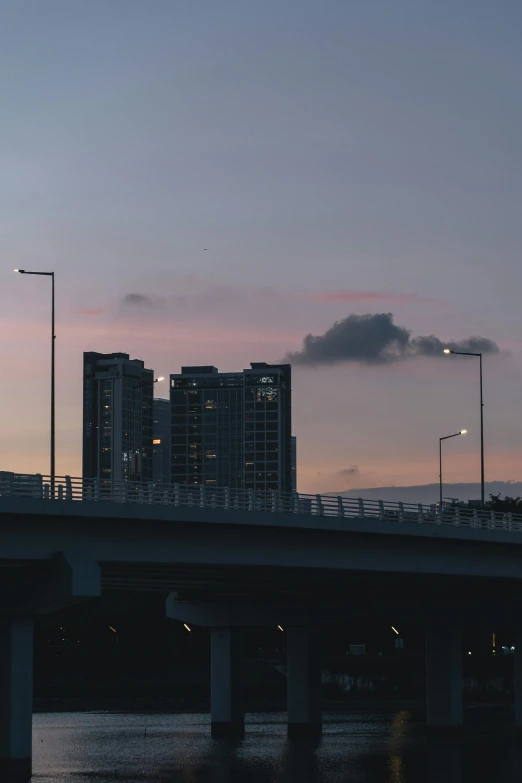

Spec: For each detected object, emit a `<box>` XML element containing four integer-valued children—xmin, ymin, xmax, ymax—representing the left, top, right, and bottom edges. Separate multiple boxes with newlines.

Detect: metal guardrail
<box><xmin>0</xmin><ymin>472</ymin><xmax>521</xmax><ymax>533</ymax></box>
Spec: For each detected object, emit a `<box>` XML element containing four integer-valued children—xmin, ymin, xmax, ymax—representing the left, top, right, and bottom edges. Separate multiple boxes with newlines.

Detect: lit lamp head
<box><xmin>460</xmin><ymin>429</ymin><xmax>467</xmax><ymax>435</ymax></box>
<box><xmin>13</xmin><ymin>269</ymin><xmax>25</xmax><ymax>274</ymax></box>
<box><xmin>443</xmin><ymin>348</ymin><xmax>452</xmax><ymax>354</ymax></box>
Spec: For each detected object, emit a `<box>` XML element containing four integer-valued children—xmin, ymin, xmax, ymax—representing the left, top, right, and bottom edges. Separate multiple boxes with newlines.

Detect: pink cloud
<box><xmin>311</xmin><ymin>291</ymin><xmax>437</xmax><ymax>305</ymax></box>
<box><xmin>78</xmin><ymin>320</ymin><xmax>299</xmax><ymax>346</ymax></box>
<box><xmin>79</xmin><ymin>308</ymin><xmax>105</xmax><ymax>316</ymax></box>
<box><xmin>0</xmin><ymin>314</ymin><xmax>300</xmax><ymax>348</ymax></box>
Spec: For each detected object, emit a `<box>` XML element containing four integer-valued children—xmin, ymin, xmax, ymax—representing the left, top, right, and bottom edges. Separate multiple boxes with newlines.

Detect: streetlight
<box><xmin>444</xmin><ymin>348</ymin><xmax>485</xmax><ymax>508</ymax></box>
<box><xmin>14</xmin><ymin>269</ymin><xmax>55</xmax><ymax>492</ymax></box>
<box><xmin>439</xmin><ymin>430</ymin><xmax>467</xmax><ymax>508</ymax></box>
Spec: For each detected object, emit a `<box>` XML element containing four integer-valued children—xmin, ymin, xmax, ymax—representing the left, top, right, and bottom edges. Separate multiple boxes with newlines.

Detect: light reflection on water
<box><xmin>31</xmin><ymin>709</ymin><xmax>522</xmax><ymax>783</ymax></box>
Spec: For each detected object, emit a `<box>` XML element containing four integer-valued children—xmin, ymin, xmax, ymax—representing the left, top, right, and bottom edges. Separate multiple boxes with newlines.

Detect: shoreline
<box><xmin>33</xmin><ymin>696</ymin><xmax>425</xmax><ymax>714</ymax></box>
<box><xmin>34</xmin><ymin>697</ymin><xmax>513</xmax><ymax>715</ymax></box>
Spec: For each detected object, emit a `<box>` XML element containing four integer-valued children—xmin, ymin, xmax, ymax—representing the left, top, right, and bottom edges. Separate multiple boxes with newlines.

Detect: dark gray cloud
<box><xmin>284</xmin><ymin>313</ymin><xmax>499</xmax><ymax>366</ymax></box>
<box><xmin>120</xmin><ymin>285</ymin><xmax>270</xmax><ymax>312</ymax></box>
<box><xmin>337</xmin><ymin>465</ymin><xmax>359</xmax><ymax>479</ymax></box>
<box><xmin>122</xmin><ymin>293</ymin><xmax>155</xmax><ymax>306</ymax></box>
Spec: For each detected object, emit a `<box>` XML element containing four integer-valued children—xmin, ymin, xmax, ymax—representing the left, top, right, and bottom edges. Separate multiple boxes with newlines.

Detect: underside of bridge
<box><xmin>2</xmin><ymin>552</ymin><xmax>522</xmax><ymax>778</ymax></box>
<box><xmin>97</xmin><ymin>560</ymin><xmax>519</xmax><ymax>601</ymax></box>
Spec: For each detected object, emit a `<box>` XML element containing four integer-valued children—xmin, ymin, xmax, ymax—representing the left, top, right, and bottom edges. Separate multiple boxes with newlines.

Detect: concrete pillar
<box><xmin>210</xmin><ymin>628</ymin><xmax>244</xmax><ymax>737</ymax></box>
<box><xmin>425</xmin><ymin>623</ymin><xmax>463</xmax><ymax>730</ymax></box>
<box><xmin>0</xmin><ymin>618</ymin><xmax>33</xmax><ymax>781</ymax></box>
<box><xmin>287</xmin><ymin>627</ymin><xmax>321</xmax><ymax>738</ymax></box>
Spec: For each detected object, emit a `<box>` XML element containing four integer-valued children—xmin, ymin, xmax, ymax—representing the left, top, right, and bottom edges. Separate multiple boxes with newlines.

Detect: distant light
<box><xmin>109</xmin><ymin>626</ymin><xmax>117</xmax><ymax>633</ymax></box>
<box><xmin>153</xmin><ymin>439</ymin><xmax>161</xmax><ymax>445</ymax></box>
<box><xmin>156</xmin><ymin>376</ymin><xmax>165</xmax><ymax>383</ymax></box>
<box><xmin>391</xmin><ymin>626</ymin><xmax>399</xmax><ymax>635</ymax></box>
<box><xmin>460</xmin><ymin>429</ymin><xmax>467</xmax><ymax>435</ymax></box>
<box><xmin>183</xmin><ymin>623</ymin><xmax>191</xmax><ymax>633</ymax></box>
<box><xmin>443</xmin><ymin>348</ymin><xmax>452</xmax><ymax>354</ymax></box>
<box><xmin>277</xmin><ymin>625</ymin><xmax>284</xmax><ymax>632</ymax></box>
<box><xmin>468</xmin><ymin>651</ymin><xmax>472</xmax><ymax>655</ymax></box>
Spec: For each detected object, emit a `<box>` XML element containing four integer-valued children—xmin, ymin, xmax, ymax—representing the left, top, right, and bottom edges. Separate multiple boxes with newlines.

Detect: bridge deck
<box><xmin>1</xmin><ymin>473</ymin><xmax>522</xmax><ymax>540</ymax></box>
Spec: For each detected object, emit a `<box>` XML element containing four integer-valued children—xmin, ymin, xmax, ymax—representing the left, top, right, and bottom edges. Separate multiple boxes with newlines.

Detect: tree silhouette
<box><xmin>488</xmin><ymin>494</ymin><xmax>522</xmax><ymax>513</ymax></box>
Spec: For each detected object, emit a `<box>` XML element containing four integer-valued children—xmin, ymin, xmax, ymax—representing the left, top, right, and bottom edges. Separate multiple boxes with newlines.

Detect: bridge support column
<box><xmin>210</xmin><ymin>628</ymin><xmax>244</xmax><ymax>737</ymax></box>
<box><xmin>287</xmin><ymin>627</ymin><xmax>321</xmax><ymax>738</ymax></box>
<box><xmin>425</xmin><ymin>623</ymin><xmax>462</xmax><ymax>730</ymax></box>
<box><xmin>0</xmin><ymin>618</ymin><xmax>33</xmax><ymax>781</ymax></box>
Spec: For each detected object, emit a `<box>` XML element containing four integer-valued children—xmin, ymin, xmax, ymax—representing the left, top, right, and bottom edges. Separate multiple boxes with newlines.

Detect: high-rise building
<box><xmin>170</xmin><ymin>362</ymin><xmax>292</xmax><ymax>493</ymax></box>
<box><xmin>291</xmin><ymin>435</ymin><xmax>297</xmax><ymax>492</ymax></box>
<box><xmin>83</xmin><ymin>352</ymin><xmax>153</xmax><ymax>483</ymax></box>
<box><xmin>152</xmin><ymin>398</ymin><xmax>171</xmax><ymax>485</ymax></box>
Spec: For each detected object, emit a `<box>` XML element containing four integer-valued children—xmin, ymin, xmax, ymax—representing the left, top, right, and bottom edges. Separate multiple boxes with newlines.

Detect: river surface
<box><xmin>32</xmin><ymin>709</ymin><xmax>522</xmax><ymax>782</ymax></box>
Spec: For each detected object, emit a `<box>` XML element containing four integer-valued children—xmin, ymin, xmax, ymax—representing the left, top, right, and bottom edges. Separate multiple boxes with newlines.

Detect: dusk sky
<box><xmin>1</xmin><ymin>1</ymin><xmax>522</xmax><ymax>496</ymax></box>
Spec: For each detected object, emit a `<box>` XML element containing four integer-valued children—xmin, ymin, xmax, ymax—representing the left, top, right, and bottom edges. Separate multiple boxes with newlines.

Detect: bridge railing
<box><xmin>1</xmin><ymin>472</ymin><xmax>522</xmax><ymax>532</ymax></box>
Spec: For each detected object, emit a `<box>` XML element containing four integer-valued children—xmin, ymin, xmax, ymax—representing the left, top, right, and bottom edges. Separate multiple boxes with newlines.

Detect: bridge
<box><xmin>2</xmin><ymin>472</ymin><xmax>522</xmax><ymax>779</ymax></box>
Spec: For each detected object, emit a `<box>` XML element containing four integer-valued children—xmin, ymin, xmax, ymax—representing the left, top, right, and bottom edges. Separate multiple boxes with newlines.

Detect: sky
<box><xmin>1</xmin><ymin>0</ymin><xmax>522</xmax><ymax>498</ymax></box>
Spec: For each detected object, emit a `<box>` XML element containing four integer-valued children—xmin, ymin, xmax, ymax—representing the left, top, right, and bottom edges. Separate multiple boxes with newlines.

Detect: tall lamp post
<box><xmin>444</xmin><ymin>348</ymin><xmax>484</xmax><ymax>508</ymax></box>
<box><xmin>14</xmin><ymin>269</ymin><xmax>55</xmax><ymax>492</ymax></box>
<box><xmin>439</xmin><ymin>430</ymin><xmax>467</xmax><ymax>508</ymax></box>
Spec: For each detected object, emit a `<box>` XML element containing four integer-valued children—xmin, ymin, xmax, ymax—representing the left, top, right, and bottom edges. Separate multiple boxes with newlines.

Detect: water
<box><xmin>32</xmin><ymin>709</ymin><xmax>522</xmax><ymax>782</ymax></box>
